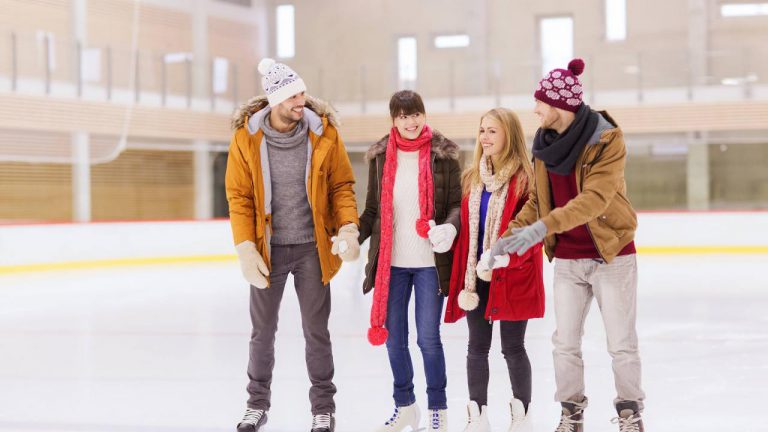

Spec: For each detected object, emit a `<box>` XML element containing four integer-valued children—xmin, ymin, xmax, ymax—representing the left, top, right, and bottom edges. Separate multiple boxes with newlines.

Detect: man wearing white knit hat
<box><xmin>226</xmin><ymin>58</ymin><xmax>359</xmax><ymax>432</ymax></box>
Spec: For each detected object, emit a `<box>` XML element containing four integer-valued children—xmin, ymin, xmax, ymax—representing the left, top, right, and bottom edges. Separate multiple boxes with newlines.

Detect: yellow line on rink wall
<box><xmin>1</xmin><ymin>247</ymin><xmax>767</xmax><ymax>275</ymax></box>
<box><xmin>0</xmin><ymin>254</ymin><xmax>237</xmax><ymax>275</ymax></box>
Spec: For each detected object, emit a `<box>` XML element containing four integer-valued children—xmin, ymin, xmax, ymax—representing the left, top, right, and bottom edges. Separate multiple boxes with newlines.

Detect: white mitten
<box><xmin>476</xmin><ymin>249</ymin><xmax>493</xmax><ymax>282</ymax></box>
<box><xmin>235</xmin><ymin>240</ymin><xmax>270</xmax><ymax>288</ymax></box>
<box><xmin>491</xmin><ymin>252</ymin><xmax>509</xmax><ymax>269</ymax></box>
<box><xmin>485</xmin><ymin>245</ymin><xmax>511</xmax><ymax>269</ymax></box>
<box><xmin>331</xmin><ymin>223</ymin><xmax>360</xmax><ymax>262</ymax></box>
<box><xmin>427</xmin><ymin>220</ymin><xmax>457</xmax><ymax>253</ymax></box>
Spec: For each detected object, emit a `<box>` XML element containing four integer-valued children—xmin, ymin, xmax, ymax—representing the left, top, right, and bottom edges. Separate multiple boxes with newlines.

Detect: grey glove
<box><xmin>490</xmin><ymin>236</ymin><xmax>511</xmax><ymax>258</ymax></box>
<box><xmin>505</xmin><ymin>220</ymin><xmax>547</xmax><ymax>256</ymax></box>
<box><xmin>489</xmin><ymin>220</ymin><xmax>547</xmax><ymax>266</ymax></box>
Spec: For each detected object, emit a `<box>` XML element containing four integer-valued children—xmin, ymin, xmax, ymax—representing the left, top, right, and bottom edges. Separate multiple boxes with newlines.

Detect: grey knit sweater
<box><xmin>259</xmin><ymin>110</ymin><xmax>315</xmax><ymax>245</ymax></box>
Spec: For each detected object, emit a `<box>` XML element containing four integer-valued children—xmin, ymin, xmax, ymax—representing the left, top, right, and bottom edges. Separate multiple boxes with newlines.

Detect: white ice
<box><xmin>0</xmin><ymin>254</ymin><xmax>765</xmax><ymax>432</ymax></box>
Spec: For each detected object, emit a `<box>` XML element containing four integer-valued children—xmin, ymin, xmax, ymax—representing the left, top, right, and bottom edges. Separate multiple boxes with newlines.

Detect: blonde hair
<box><xmin>461</xmin><ymin>107</ymin><xmax>533</xmax><ymax>198</ymax></box>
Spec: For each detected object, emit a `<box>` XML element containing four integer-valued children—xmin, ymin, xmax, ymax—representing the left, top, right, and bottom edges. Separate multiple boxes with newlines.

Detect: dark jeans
<box><xmin>385</xmin><ymin>266</ymin><xmax>447</xmax><ymax>410</ymax></box>
<box><xmin>466</xmin><ymin>279</ymin><xmax>531</xmax><ymax>409</ymax></box>
<box><xmin>246</xmin><ymin>242</ymin><xmax>336</xmax><ymax>415</ymax></box>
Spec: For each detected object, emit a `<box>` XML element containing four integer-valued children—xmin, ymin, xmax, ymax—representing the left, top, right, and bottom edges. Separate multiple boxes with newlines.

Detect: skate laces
<box><xmin>556</xmin><ymin>412</ymin><xmax>583</xmax><ymax>432</ymax></box>
<box><xmin>385</xmin><ymin>407</ymin><xmax>400</xmax><ymax>426</ymax></box>
<box><xmin>466</xmin><ymin>412</ymin><xmax>475</xmax><ymax>425</ymax></box>
<box><xmin>312</xmin><ymin>413</ymin><xmax>332</xmax><ymax>429</ymax></box>
<box><xmin>430</xmin><ymin>409</ymin><xmax>445</xmax><ymax>430</ymax></box>
<box><xmin>611</xmin><ymin>413</ymin><xmax>641</xmax><ymax>432</ymax></box>
<box><xmin>241</xmin><ymin>408</ymin><xmax>265</xmax><ymax>425</ymax></box>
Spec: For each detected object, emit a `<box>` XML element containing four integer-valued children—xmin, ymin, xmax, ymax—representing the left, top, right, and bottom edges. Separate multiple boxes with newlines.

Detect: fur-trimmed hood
<box><xmin>365</xmin><ymin>130</ymin><xmax>460</xmax><ymax>163</ymax></box>
<box><xmin>231</xmin><ymin>94</ymin><xmax>340</xmax><ymax>133</ymax></box>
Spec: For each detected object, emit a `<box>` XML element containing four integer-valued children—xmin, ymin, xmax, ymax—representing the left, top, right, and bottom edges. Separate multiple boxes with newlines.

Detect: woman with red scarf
<box><xmin>444</xmin><ymin>108</ymin><xmax>545</xmax><ymax>432</ymax></box>
<box><xmin>358</xmin><ymin>91</ymin><xmax>462</xmax><ymax>432</ymax></box>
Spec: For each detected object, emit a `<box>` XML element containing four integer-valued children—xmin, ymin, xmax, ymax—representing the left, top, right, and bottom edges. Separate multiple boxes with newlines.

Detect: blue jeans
<box><xmin>385</xmin><ymin>266</ymin><xmax>447</xmax><ymax>410</ymax></box>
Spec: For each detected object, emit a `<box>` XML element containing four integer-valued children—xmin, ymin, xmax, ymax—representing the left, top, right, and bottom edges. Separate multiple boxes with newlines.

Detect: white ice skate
<box><xmin>462</xmin><ymin>401</ymin><xmax>490</xmax><ymax>432</ymax></box>
<box><xmin>427</xmin><ymin>408</ymin><xmax>447</xmax><ymax>431</ymax></box>
<box><xmin>507</xmin><ymin>398</ymin><xmax>530</xmax><ymax>432</ymax></box>
<box><xmin>375</xmin><ymin>402</ymin><xmax>421</xmax><ymax>432</ymax></box>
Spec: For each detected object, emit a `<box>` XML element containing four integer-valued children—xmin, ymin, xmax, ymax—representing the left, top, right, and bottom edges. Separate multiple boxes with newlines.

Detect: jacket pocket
<box><xmin>494</xmin><ymin>268</ymin><xmax>529</xmax><ymax>300</ymax></box>
<box><xmin>596</xmin><ymin>194</ymin><xmax>635</xmax><ymax>237</ymax></box>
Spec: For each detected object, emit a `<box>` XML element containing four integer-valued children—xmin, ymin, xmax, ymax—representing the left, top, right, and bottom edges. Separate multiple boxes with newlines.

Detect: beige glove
<box><xmin>235</xmin><ymin>240</ymin><xmax>269</xmax><ymax>288</ymax></box>
<box><xmin>331</xmin><ymin>223</ymin><xmax>360</xmax><ymax>262</ymax></box>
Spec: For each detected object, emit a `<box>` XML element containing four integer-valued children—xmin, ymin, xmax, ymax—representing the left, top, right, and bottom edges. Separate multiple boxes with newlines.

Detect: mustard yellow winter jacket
<box><xmin>506</xmin><ymin>111</ymin><xmax>637</xmax><ymax>263</ymax></box>
<box><xmin>225</xmin><ymin>96</ymin><xmax>359</xmax><ymax>284</ymax></box>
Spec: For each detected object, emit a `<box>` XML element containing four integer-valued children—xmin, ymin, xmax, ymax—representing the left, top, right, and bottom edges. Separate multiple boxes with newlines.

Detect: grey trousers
<box><xmin>246</xmin><ymin>242</ymin><xmax>336</xmax><ymax>415</ymax></box>
<box><xmin>552</xmin><ymin>254</ymin><xmax>646</xmax><ymax>410</ymax></box>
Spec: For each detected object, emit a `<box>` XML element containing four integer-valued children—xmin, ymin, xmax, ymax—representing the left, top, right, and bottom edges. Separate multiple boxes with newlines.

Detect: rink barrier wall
<box><xmin>0</xmin><ymin>212</ymin><xmax>767</xmax><ymax>274</ymax></box>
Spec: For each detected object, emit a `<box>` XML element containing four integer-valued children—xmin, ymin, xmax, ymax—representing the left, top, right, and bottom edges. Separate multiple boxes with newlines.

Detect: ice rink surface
<box><xmin>0</xmin><ymin>253</ymin><xmax>765</xmax><ymax>432</ymax></box>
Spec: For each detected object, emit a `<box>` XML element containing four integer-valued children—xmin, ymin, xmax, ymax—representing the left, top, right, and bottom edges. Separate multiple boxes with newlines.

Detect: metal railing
<box><xmin>0</xmin><ymin>29</ymin><xmax>766</xmax><ymax>113</ymax></box>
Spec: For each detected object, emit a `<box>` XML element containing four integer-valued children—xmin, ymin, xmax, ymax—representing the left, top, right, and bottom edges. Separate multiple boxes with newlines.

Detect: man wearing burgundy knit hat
<box><xmin>489</xmin><ymin>59</ymin><xmax>646</xmax><ymax>432</ymax></box>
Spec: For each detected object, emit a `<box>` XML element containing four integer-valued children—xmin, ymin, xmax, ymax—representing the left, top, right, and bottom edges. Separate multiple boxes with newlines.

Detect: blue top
<box><xmin>477</xmin><ymin>188</ymin><xmax>492</xmax><ymax>261</ymax></box>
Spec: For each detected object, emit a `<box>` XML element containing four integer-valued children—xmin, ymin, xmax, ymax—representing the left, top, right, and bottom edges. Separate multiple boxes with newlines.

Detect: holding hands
<box><xmin>489</xmin><ymin>220</ymin><xmax>547</xmax><ymax>265</ymax></box>
<box><xmin>331</xmin><ymin>223</ymin><xmax>361</xmax><ymax>262</ymax></box>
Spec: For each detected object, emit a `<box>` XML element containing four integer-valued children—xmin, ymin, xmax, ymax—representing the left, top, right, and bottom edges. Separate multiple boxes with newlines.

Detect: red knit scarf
<box><xmin>368</xmin><ymin>124</ymin><xmax>434</xmax><ymax>345</ymax></box>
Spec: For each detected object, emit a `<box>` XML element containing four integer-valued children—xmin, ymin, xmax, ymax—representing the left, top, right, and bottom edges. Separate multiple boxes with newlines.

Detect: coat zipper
<box><xmin>364</xmin><ymin>250</ymin><xmax>380</xmax><ymax>292</ymax></box>
<box><xmin>377</xmin><ymin>155</ymin><xmax>382</xmax><ymax>199</ymax></box>
<box><xmin>365</xmin><ymin>157</ymin><xmax>383</xmax><ymax>292</ymax></box>
<box><xmin>579</xmin><ymin>144</ymin><xmax>607</xmax><ymax>263</ymax></box>
<box><xmin>430</xmin><ymin>153</ymin><xmax>442</xmax><ymax>296</ymax></box>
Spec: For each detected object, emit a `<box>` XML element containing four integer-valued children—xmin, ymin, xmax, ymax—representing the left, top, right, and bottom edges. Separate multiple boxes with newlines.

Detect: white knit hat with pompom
<box><xmin>258</xmin><ymin>57</ymin><xmax>307</xmax><ymax>107</ymax></box>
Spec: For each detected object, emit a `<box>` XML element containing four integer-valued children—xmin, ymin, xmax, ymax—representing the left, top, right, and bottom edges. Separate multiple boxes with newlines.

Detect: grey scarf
<box><xmin>532</xmin><ymin>104</ymin><xmax>599</xmax><ymax>175</ymax></box>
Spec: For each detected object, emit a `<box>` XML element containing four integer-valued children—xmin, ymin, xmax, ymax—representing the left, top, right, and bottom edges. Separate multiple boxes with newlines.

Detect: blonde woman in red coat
<box><xmin>445</xmin><ymin>108</ymin><xmax>545</xmax><ymax>432</ymax></box>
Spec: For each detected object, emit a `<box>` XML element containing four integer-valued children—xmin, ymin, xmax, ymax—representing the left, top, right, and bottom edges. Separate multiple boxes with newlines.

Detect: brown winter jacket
<box><xmin>358</xmin><ymin>131</ymin><xmax>462</xmax><ymax>295</ymax></box>
<box><xmin>506</xmin><ymin>111</ymin><xmax>637</xmax><ymax>263</ymax></box>
<box><xmin>225</xmin><ymin>95</ymin><xmax>359</xmax><ymax>284</ymax></box>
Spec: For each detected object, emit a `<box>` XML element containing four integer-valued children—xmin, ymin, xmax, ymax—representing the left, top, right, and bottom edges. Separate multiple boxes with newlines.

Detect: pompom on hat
<box><xmin>534</xmin><ymin>58</ymin><xmax>585</xmax><ymax>113</ymax></box>
<box><xmin>258</xmin><ymin>58</ymin><xmax>307</xmax><ymax>107</ymax></box>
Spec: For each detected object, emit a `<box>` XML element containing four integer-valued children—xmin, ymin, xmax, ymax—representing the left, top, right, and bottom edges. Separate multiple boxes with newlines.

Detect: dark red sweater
<box><xmin>548</xmin><ymin>171</ymin><xmax>636</xmax><ymax>260</ymax></box>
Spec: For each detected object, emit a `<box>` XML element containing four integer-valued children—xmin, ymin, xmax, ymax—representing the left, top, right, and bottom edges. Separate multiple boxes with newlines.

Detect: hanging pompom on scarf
<box><xmin>415</xmin><ymin>219</ymin><xmax>432</xmax><ymax>238</ymax></box>
<box><xmin>368</xmin><ymin>125</ymin><xmax>434</xmax><ymax>345</ymax></box>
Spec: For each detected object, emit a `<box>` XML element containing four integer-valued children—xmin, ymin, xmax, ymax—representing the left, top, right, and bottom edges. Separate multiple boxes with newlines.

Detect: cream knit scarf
<box><xmin>460</xmin><ymin>156</ymin><xmax>515</xmax><ymax>310</ymax></box>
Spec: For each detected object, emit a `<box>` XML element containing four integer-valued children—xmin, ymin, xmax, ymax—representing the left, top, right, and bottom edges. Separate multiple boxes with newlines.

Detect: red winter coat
<box><xmin>444</xmin><ymin>178</ymin><xmax>545</xmax><ymax>323</ymax></box>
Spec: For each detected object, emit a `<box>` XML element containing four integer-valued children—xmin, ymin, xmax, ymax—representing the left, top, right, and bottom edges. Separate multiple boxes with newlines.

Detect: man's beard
<box><xmin>278</xmin><ymin>107</ymin><xmax>303</xmax><ymax>128</ymax></box>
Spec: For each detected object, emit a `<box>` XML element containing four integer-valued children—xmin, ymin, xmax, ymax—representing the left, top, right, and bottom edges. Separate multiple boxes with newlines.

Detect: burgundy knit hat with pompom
<box><xmin>534</xmin><ymin>58</ymin><xmax>585</xmax><ymax>113</ymax></box>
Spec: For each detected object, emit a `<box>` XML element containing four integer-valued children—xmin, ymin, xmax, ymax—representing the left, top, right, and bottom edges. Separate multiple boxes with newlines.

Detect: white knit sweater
<box><xmin>391</xmin><ymin>149</ymin><xmax>435</xmax><ymax>268</ymax></box>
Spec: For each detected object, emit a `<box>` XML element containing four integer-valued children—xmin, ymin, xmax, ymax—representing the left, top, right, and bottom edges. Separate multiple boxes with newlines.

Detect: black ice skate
<box><xmin>311</xmin><ymin>412</ymin><xmax>335</xmax><ymax>432</ymax></box>
<box><xmin>611</xmin><ymin>401</ymin><xmax>644</xmax><ymax>432</ymax></box>
<box><xmin>237</xmin><ymin>408</ymin><xmax>268</xmax><ymax>432</ymax></box>
<box><xmin>555</xmin><ymin>398</ymin><xmax>587</xmax><ymax>432</ymax></box>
